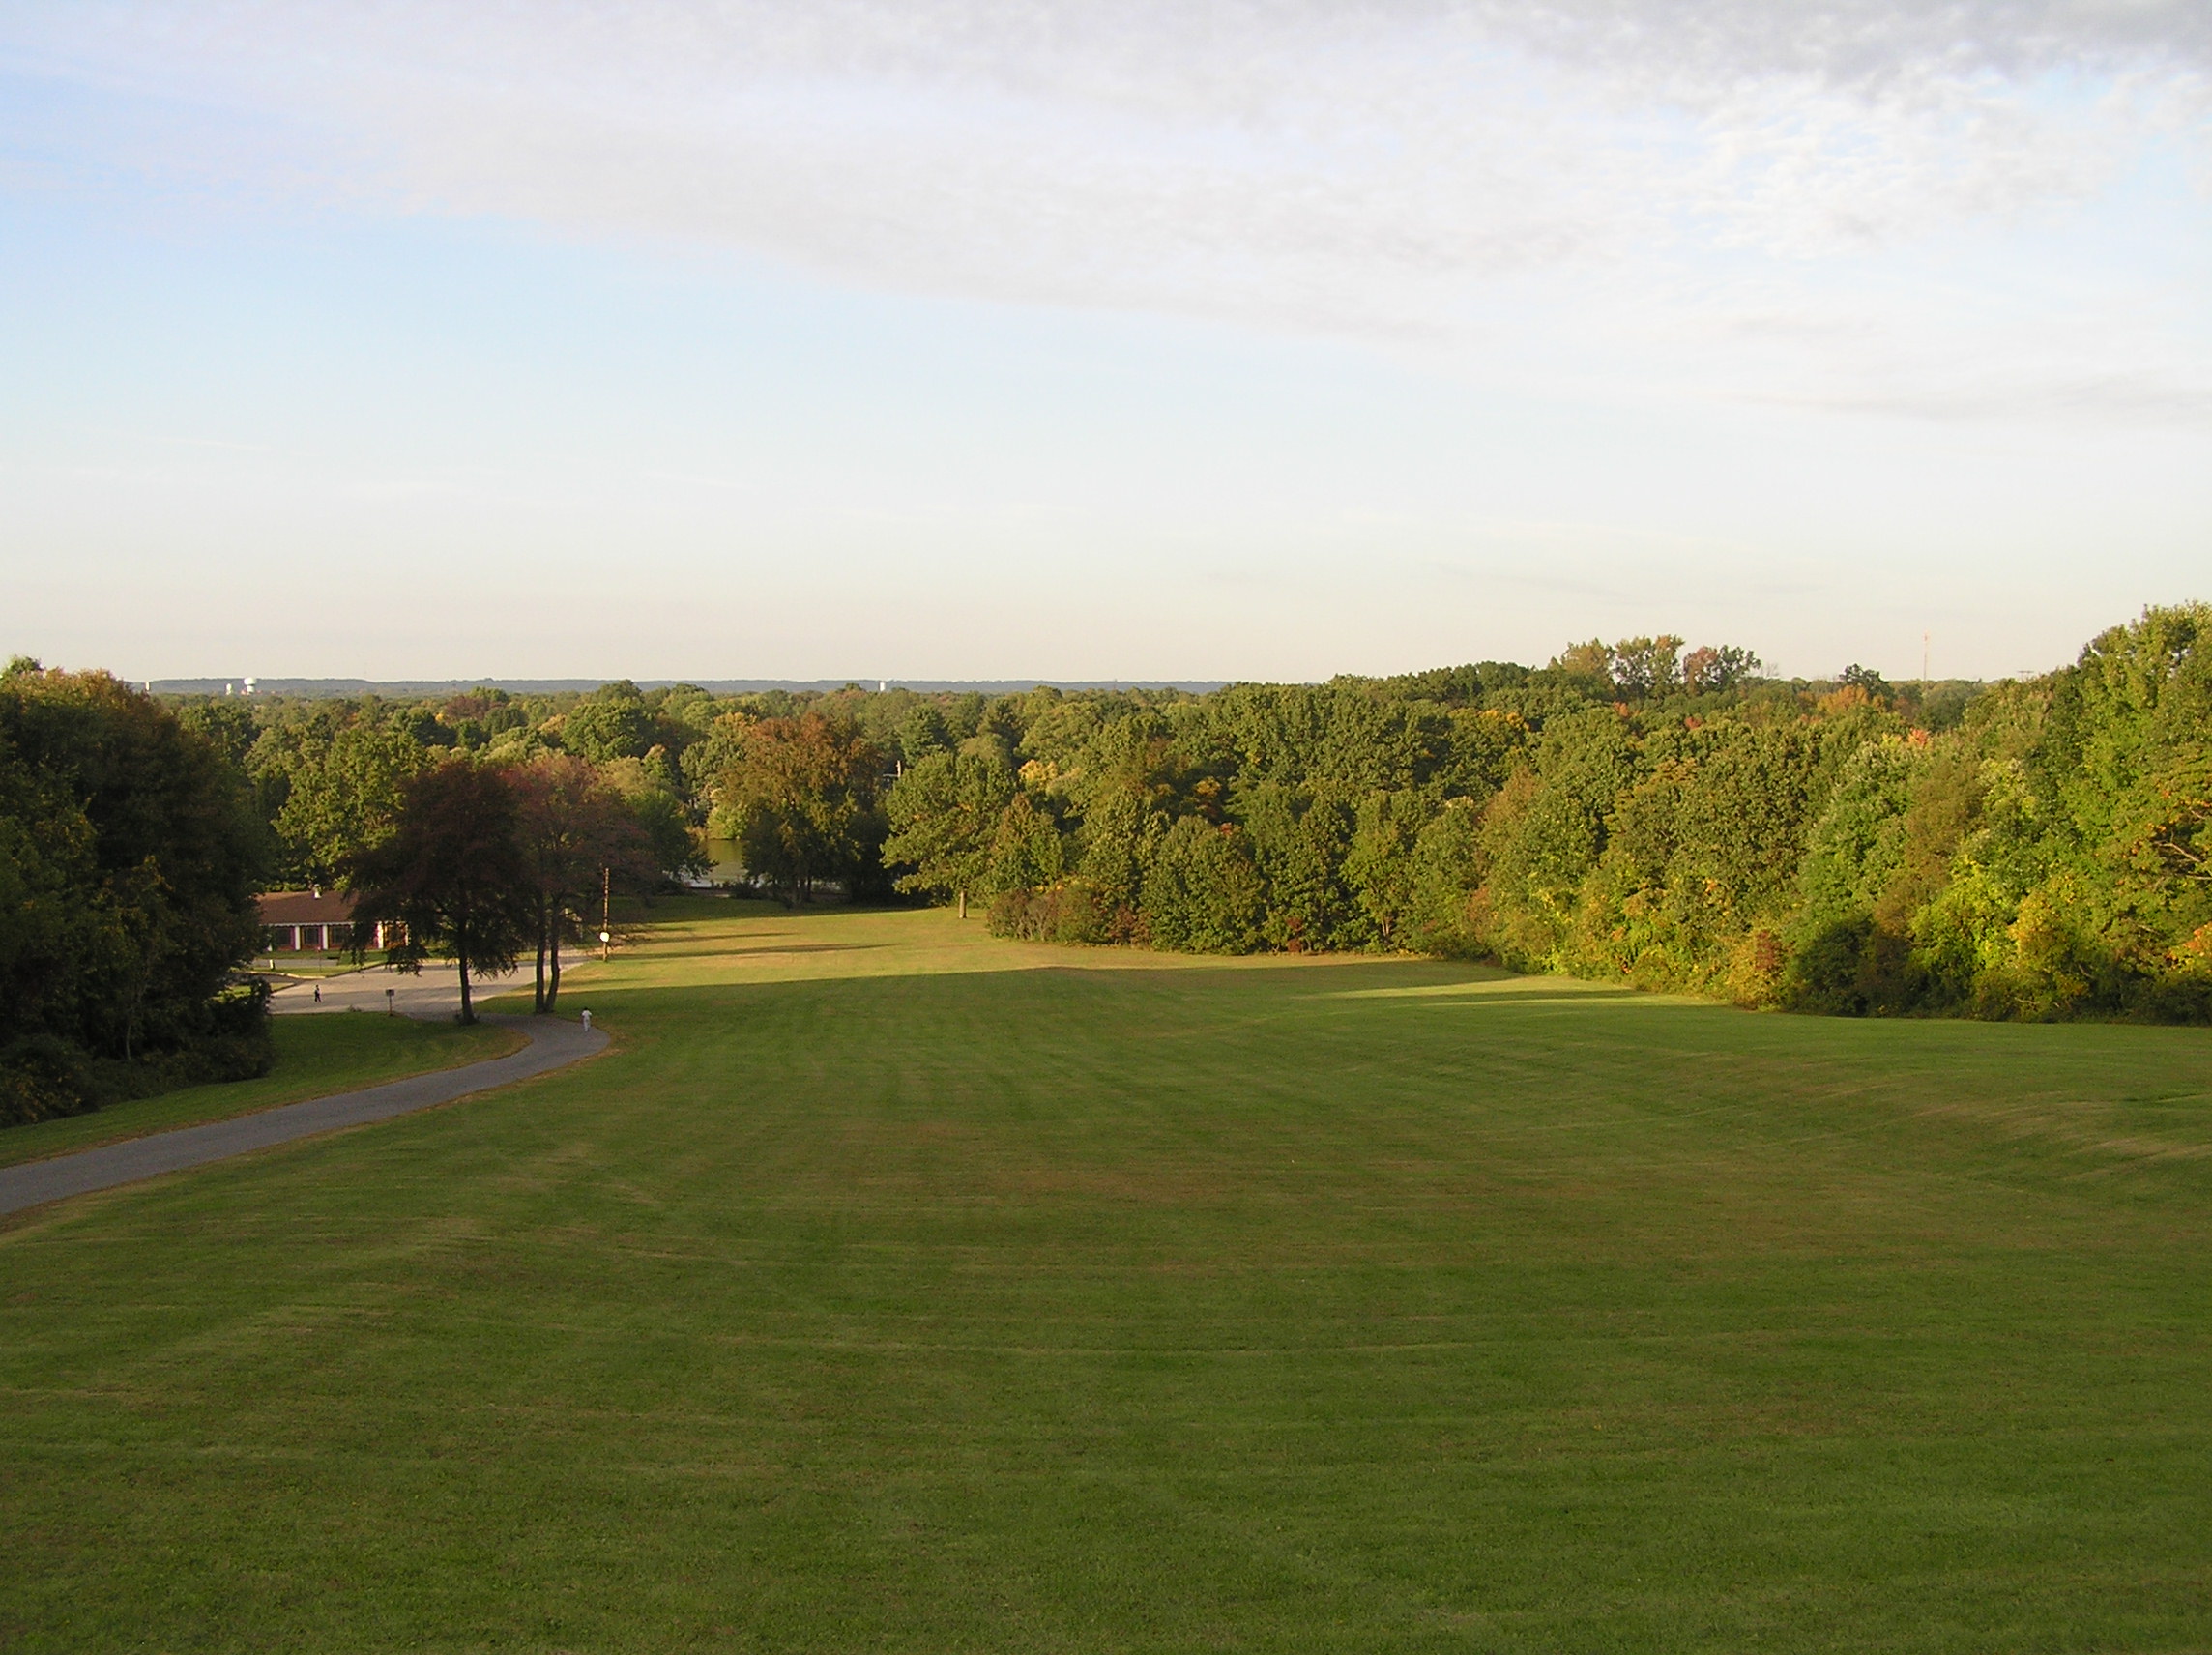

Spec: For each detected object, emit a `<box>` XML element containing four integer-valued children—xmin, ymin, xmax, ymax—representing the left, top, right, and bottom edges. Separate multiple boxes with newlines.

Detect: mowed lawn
<box><xmin>4</xmin><ymin>902</ymin><xmax>2212</xmax><ymax>1652</ymax></box>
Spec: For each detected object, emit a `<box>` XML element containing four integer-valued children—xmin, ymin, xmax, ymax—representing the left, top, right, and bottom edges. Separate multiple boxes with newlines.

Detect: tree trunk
<box><xmin>533</xmin><ymin>895</ymin><xmax>548</xmax><ymax>1013</ymax></box>
<box><xmin>547</xmin><ymin>925</ymin><xmax>562</xmax><ymax>1013</ymax></box>
<box><xmin>958</xmin><ymin>887</ymin><xmax>967</xmax><ymax>920</ymax></box>
<box><xmin>457</xmin><ymin>949</ymin><xmax>475</xmax><ymax>1025</ymax></box>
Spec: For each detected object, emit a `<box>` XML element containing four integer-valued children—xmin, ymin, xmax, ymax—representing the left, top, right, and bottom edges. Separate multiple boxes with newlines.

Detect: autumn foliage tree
<box><xmin>509</xmin><ymin>752</ymin><xmax>656</xmax><ymax>1013</ymax></box>
<box><xmin>711</xmin><ymin>713</ymin><xmax>887</xmax><ymax>906</ymax></box>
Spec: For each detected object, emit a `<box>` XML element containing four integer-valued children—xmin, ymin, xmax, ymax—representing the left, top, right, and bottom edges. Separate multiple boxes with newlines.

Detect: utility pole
<box><xmin>600</xmin><ymin>865</ymin><xmax>612</xmax><ymax>963</ymax></box>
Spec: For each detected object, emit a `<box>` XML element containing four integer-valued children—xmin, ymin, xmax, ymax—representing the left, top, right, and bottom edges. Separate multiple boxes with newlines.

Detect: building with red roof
<box><xmin>255</xmin><ymin>889</ymin><xmax>398</xmax><ymax>953</ymax></box>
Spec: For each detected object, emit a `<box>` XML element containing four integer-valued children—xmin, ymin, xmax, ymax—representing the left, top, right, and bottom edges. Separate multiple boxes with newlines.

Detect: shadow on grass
<box><xmin>550</xmin><ymin>956</ymin><xmax>2212</xmax><ymax>1210</ymax></box>
<box><xmin>1324</xmin><ymin>977</ymin><xmax>1654</xmax><ymax>1006</ymax></box>
<box><xmin>582</xmin><ymin>908</ymin><xmax>2212</xmax><ymax>1087</ymax></box>
<box><xmin>574</xmin><ymin>959</ymin><xmax>1732</xmax><ymax>1043</ymax></box>
<box><xmin>583</xmin><ymin>949</ymin><xmax>2212</xmax><ymax>1079</ymax></box>
<box><xmin>632</xmin><ymin>942</ymin><xmax>893</xmax><ymax>963</ymax></box>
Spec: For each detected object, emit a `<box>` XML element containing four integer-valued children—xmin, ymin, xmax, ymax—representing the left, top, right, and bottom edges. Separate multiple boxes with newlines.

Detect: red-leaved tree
<box><xmin>509</xmin><ymin>753</ymin><xmax>656</xmax><ymax>1013</ymax></box>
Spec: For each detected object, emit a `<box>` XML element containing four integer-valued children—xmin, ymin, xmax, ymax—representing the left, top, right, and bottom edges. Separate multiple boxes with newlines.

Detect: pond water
<box><xmin>686</xmin><ymin>838</ymin><xmax>853</xmax><ymax>900</ymax></box>
<box><xmin>695</xmin><ymin>837</ymin><xmax>748</xmax><ymax>886</ymax></box>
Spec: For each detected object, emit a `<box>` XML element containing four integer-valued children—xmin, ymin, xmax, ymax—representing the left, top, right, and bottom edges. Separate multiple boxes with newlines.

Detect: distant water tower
<box><xmin>243</xmin><ymin>676</ymin><xmax>257</xmax><ymax>695</ymax></box>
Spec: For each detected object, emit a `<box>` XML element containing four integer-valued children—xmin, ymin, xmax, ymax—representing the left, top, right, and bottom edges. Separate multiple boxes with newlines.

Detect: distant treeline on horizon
<box><xmin>149</xmin><ymin>678</ymin><xmax>1232</xmax><ymax>698</ymax></box>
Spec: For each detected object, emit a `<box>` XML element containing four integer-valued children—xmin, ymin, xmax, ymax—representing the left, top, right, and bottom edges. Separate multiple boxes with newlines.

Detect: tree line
<box><xmin>6</xmin><ymin>602</ymin><xmax>2206</xmax><ymax>1129</ymax></box>
<box><xmin>136</xmin><ymin>606</ymin><xmax>2212</xmax><ymax>1023</ymax></box>
<box><xmin>869</xmin><ymin>610</ymin><xmax>2207</xmax><ymax>1022</ymax></box>
<box><xmin>286</xmin><ymin>607</ymin><xmax>2195</xmax><ymax>1026</ymax></box>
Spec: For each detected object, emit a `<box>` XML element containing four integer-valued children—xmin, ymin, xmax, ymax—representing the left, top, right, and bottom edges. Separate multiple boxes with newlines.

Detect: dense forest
<box><xmin>5</xmin><ymin>603</ymin><xmax>2208</xmax><ymax>1123</ymax></box>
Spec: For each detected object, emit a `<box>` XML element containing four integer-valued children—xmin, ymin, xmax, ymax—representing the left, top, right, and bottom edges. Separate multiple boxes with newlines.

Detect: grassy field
<box><xmin>4</xmin><ymin>899</ymin><xmax>2211</xmax><ymax>1652</ymax></box>
<box><xmin>0</xmin><ymin>1015</ymin><xmax>521</xmax><ymax>1169</ymax></box>
<box><xmin>256</xmin><ymin>955</ymin><xmax>384</xmax><ymax>979</ymax></box>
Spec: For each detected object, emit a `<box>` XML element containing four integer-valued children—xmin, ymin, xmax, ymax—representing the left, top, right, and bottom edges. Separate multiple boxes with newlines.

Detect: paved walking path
<box><xmin>0</xmin><ymin>1015</ymin><xmax>609</xmax><ymax>1220</ymax></box>
<box><xmin>266</xmin><ymin>961</ymin><xmax>538</xmax><ymax>1020</ymax></box>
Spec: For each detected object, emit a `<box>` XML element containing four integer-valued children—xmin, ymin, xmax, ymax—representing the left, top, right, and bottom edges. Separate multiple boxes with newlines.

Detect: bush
<box><xmin>0</xmin><ymin>1034</ymin><xmax>97</xmax><ymax>1127</ymax></box>
<box><xmin>1782</xmin><ymin>914</ymin><xmax>1917</xmax><ymax>1016</ymax></box>
<box><xmin>987</xmin><ymin>881</ymin><xmax>1113</xmax><ymax>944</ymax></box>
<box><xmin>0</xmin><ymin>979</ymin><xmax>271</xmax><ymax>1130</ymax></box>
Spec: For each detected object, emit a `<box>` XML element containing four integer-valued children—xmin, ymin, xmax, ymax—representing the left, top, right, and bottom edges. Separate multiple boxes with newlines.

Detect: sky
<box><xmin>2</xmin><ymin>1</ymin><xmax>2208</xmax><ymax>684</ymax></box>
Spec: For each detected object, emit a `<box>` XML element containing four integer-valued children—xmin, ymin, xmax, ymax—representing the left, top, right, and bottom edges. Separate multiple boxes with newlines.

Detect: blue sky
<box><xmin>3</xmin><ymin>2</ymin><xmax>2209</xmax><ymax>683</ymax></box>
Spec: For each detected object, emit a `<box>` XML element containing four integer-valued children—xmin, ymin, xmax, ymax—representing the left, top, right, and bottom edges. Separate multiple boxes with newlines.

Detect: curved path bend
<box><xmin>0</xmin><ymin>1014</ymin><xmax>608</xmax><ymax>1220</ymax></box>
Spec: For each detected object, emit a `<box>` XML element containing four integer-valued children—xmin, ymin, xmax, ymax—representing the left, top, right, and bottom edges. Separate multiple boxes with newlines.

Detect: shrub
<box><xmin>0</xmin><ymin>1034</ymin><xmax>96</xmax><ymax>1127</ymax></box>
<box><xmin>986</xmin><ymin>880</ymin><xmax>1113</xmax><ymax>944</ymax></box>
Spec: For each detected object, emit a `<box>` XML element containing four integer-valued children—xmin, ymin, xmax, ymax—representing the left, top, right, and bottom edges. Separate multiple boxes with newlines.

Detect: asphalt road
<box><xmin>265</xmin><ymin>961</ymin><xmax>543</xmax><ymax>1020</ymax></box>
<box><xmin>0</xmin><ymin>1014</ymin><xmax>609</xmax><ymax>1219</ymax></box>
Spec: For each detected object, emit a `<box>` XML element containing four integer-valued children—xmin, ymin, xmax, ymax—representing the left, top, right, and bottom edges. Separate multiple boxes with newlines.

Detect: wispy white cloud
<box><xmin>1770</xmin><ymin>371</ymin><xmax>2212</xmax><ymax>425</ymax></box>
<box><xmin>5</xmin><ymin>1</ymin><xmax>2209</xmax><ymax>421</ymax></box>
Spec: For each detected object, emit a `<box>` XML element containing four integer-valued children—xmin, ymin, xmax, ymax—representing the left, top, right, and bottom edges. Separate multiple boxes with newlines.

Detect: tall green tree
<box><xmin>257</xmin><ymin>718</ymin><xmax>429</xmax><ymax>886</ymax></box>
<box><xmin>1343</xmin><ymin>790</ymin><xmax>1428</xmax><ymax>947</ymax></box>
<box><xmin>1142</xmin><ymin>818</ymin><xmax>1265</xmax><ymax>954</ymax></box>
<box><xmin>984</xmin><ymin>794</ymin><xmax>1065</xmax><ymax>896</ymax></box>
<box><xmin>345</xmin><ymin>762</ymin><xmax>536</xmax><ymax>1026</ymax></box>
<box><xmin>175</xmin><ymin>698</ymin><xmax>261</xmax><ymax>772</ymax></box>
<box><xmin>883</xmin><ymin>748</ymin><xmax>1017</xmax><ymax>917</ymax></box>
<box><xmin>1238</xmin><ymin>784</ymin><xmax>1353</xmax><ymax>951</ymax></box>
<box><xmin>1</xmin><ymin>664</ymin><xmax>268</xmax><ymax>1118</ymax></box>
<box><xmin>562</xmin><ymin>682</ymin><xmax>655</xmax><ymax>763</ymax></box>
<box><xmin>1401</xmin><ymin>798</ymin><xmax>1488</xmax><ymax>956</ymax></box>
<box><xmin>1607</xmin><ymin>636</ymin><xmax>1686</xmax><ymax>701</ymax></box>
<box><xmin>896</xmin><ymin>703</ymin><xmax>953</xmax><ymax>765</ymax></box>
